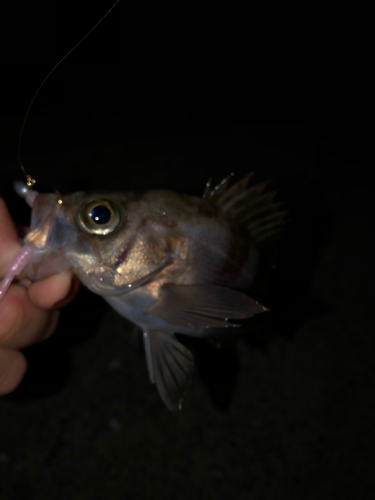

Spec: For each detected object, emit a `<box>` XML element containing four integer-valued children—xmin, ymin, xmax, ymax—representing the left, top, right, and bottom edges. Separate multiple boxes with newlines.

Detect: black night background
<box><xmin>0</xmin><ymin>2</ymin><xmax>374</xmax><ymax>499</ymax></box>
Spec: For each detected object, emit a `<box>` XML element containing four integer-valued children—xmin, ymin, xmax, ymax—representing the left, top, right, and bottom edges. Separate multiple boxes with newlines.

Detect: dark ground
<box><xmin>1</xmin><ymin>5</ymin><xmax>375</xmax><ymax>500</ymax></box>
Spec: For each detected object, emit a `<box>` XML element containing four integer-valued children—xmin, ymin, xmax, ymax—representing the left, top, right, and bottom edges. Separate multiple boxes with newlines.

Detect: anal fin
<box><xmin>143</xmin><ymin>329</ymin><xmax>194</xmax><ymax>411</ymax></box>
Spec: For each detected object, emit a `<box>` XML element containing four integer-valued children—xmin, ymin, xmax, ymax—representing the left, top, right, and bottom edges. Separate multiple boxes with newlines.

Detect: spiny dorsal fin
<box><xmin>203</xmin><ymin>173</ymin><xmax>288</xmax><ymax>247</ymax></box>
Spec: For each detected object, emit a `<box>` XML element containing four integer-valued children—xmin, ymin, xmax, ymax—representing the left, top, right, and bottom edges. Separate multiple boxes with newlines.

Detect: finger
<box><xmin>0</xmin><ymin>284</ymin><xmax>60</xmax><ymax>349</ymax></box>
<box><xmin>52</xmin><ymin>275</ymin><xmax>81</xmax><ymax>309</ymax></box>
<box><xmin>0</xmin><ymin>197</ymin><xmax>22</xmax><ymax>276</ymax></box>
<box><xmin>0</xmin><ymin>348</ymin><xmax>27</xmax><ymax>396</ymax></box>
<box><xmin>28</xmin><ymin>271</ymin><xmax>79</xmax><ymax>310</ymax></box>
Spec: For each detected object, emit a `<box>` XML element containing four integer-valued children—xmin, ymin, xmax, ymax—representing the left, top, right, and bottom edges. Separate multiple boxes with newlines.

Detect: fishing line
<box><xmin>18</xmin><ymin>0</ymin><xmax>121</xmax><ymax>187</ymax></box>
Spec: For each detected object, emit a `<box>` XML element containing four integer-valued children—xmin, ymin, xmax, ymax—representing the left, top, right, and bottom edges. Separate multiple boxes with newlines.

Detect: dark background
<box><xmin>1</xmin><ymin>2</ymin><xmax>374</xmax><ymax>499</ymax></box>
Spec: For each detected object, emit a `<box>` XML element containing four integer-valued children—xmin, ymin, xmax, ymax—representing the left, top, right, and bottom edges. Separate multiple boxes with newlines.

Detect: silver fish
<box><xmin>0</xmin><ymin>173</ymin><xmax>287</xmax><ymax>410</ymax></box>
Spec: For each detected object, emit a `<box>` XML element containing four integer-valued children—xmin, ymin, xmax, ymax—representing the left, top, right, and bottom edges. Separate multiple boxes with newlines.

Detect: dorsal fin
<box><xmin>203</xmin><ymin>173</ymin><xmax>288</xmax><ymax>247</ymax></box>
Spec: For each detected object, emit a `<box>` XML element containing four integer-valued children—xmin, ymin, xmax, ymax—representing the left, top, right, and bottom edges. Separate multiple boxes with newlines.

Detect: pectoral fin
<box><xmin>147</xmin><ymin>284</ymin><xmax>269</xmax><ymax>329</ymax></box>
<box><xmin>143</xmin><ymin>329</ymin><xmax>194</xmax><ymax>411</ymax></box>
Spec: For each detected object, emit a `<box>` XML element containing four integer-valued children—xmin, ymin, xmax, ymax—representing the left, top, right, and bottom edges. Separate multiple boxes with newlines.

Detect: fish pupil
<box><xmin>89</xmin><ymin>206</ymin><xmax>111</xmax><ymax>224</ymax></box>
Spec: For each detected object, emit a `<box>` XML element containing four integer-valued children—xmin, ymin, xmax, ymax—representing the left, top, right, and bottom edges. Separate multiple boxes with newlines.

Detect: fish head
<box><xmin>25</xmin><ymin>190</ymin><xmax>175</xmax><ymax>295</ymax></box>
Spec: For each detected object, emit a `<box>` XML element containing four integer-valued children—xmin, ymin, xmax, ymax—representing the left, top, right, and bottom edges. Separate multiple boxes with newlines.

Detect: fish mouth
<box><xmin>86</xmin><ymin>258</ymin><xmax>172</xmax><ymax>297</ymax></box>
<box><xmin>24</xmin><ymin>194</ymin><xmax>60</xmax><ymax>250</ymax></box>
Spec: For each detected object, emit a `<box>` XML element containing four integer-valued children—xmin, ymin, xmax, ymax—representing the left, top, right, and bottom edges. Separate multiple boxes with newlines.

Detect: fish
<box><xmin>0</xmin><ymin>173</ymin><xmax>287</xmax><ymax>410</ymax></box>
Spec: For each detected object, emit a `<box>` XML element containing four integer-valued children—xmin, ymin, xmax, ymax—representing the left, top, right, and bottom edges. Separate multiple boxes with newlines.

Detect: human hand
<box><xmin>0</xmin><ymin>196</ymin><xmax>80</xmax><ymax>395</ymax></box>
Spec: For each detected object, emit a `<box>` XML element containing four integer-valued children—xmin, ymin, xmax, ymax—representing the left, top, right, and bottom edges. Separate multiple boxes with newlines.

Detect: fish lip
<box><xmin>25</xmin><ymin>206</ymin><xmax>58</xmax><ymax>249</ymax></box>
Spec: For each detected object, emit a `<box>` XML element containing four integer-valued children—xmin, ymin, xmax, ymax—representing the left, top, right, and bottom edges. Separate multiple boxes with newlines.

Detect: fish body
<box><xmin>1</xmin><ymin>174</ymin><xmax>287</xmax><ymax>409</ymax></box>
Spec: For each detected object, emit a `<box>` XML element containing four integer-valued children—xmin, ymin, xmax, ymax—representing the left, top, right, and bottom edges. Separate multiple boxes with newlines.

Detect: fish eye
<box><xmin>76</xmin><ymin>199</ymin><xmax>121</xmax><ymax>235</ymax></box>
